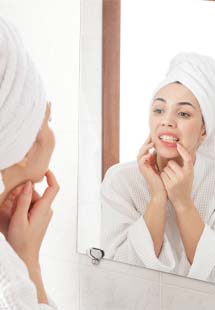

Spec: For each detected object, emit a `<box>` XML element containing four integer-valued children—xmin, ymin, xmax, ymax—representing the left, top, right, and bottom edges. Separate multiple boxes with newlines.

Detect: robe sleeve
<box><xmin>38</xmin><ymin>298</ymin><xmax>58</xmax><ymax>310</ymax></box>
<box><xmin>100</xmin><ymin>166</ymin><xmax>176</xmax><ymax>273</ymax></box>
<box><xmin>0</xmin><ymin>233</ymin><xmax>58</xmax><ymax>309</ymax></box>
<box><xmin>187</xmin><ymin>208</ymin><xmax>215</xmax><ymax>283</ymax></box>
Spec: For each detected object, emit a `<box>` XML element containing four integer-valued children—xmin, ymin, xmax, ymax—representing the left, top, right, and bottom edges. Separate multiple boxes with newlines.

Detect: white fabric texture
<box><xmin>149</xmin><ymin>52</ymin><xmax>215</xmax><ymax>160</ymax></box>
<box><xmin>101</xmin><ymin>151</ymin><xmax>215</xmax><ymax>283</ymax></box>
<box><xmin>0</xmin><ymin>233</ymin><xmax>57</xmax><ymax>309</ymax></box>
<box><xmin>0</xmin><ymin>16</ymin><xmax>46</xmax><ymax>170</ymax></box>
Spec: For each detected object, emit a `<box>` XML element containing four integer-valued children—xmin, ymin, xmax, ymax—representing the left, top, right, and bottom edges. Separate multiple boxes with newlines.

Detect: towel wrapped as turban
<box><xmin>150</xmin><ymin>52</ymin><xmax>215</xmax><ymax>160</ymax></box>
<box><xmin>0</xmin><ymin>16</ymin><xmax>46</xmax><ymax>171</ymax></box>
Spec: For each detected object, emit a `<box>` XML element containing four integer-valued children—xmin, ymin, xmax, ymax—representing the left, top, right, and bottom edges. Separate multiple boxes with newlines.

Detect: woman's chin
<box><xmin>33</xmin><ymin>175</ymin><xmax>45</xmax><ymax>183</ymax></box>
<box><xmin>157</xmin><ymin>148</ymin><xmax>179</xmax><ymax>159</ymax></box>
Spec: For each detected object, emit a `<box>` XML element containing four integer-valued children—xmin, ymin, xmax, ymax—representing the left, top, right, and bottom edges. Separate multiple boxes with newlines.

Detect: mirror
<box><xmin>78</xmin><ymin>0</ymin><xmax>215</xmax><ymax>284</ymax></box>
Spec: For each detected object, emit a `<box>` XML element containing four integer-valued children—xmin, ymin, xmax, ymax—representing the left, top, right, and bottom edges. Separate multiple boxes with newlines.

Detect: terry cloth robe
<box><xmin>0</xmin><ymin>233</ymin><xmax>57</xmax><ymax>309</ymax></box>
<box><xmin>101</xmin><ymin>151</ymin><xmax>215</xmax><ymax>283</ymax></box>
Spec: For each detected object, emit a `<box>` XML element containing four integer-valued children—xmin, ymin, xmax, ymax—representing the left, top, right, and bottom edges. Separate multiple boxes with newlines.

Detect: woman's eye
<box><xmin>152</xmin><ymin>109</ymin><xmax>191</xmax><ymax>118</ymax></box>
<box><xmin>153</xmin><ymin>108</ymin><xmax>163</xmax><ymax>113</ymax></box>
<box><xmin>179</xmin><ymin>112</ymin><xmax>190</xmax><ymax>118</ymax></box>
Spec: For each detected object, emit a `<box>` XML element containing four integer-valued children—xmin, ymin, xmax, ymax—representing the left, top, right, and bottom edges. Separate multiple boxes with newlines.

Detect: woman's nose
<box><xmin>161</xmin><ymin>115</ymin><xmax>176</xmax><ymax>127</ymax></box>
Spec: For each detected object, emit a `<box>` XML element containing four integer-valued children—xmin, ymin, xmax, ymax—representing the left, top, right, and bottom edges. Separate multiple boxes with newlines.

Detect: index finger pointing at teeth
<box><xmin>176</xmin><ymin>143</ymin><xmax>193</xmax><ymax>167</ymax></box>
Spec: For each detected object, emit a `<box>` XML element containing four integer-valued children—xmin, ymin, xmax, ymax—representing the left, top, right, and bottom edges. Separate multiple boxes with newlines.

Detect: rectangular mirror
<box><xmin>78</xmin><ymin>0</ymin><xmax>215</xmax><ymax>284</ymax></box>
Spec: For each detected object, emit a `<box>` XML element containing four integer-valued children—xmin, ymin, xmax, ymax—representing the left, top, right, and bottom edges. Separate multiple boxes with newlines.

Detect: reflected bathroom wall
<box><xmin>120</xmin><ymin>0</ymin><xmax>215</xmax><ymax>162</ymax></box>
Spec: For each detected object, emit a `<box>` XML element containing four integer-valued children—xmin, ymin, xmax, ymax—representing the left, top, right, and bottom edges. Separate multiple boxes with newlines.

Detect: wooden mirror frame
<box><xmin>102</xmin><ymin>0</ymin><xmax>121</xmax><ymax>179</ymax></box>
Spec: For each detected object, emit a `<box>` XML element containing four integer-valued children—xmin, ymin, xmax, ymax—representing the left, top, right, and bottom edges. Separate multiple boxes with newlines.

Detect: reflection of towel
<box><xmin>150</xmin><ymin>52</ymin><xmax>215</xmax><ymax>160</ymax></box>
<box><xmin>0</xmin><ymin>17</ymin><xmax>46</xmax><ymax>170</ymax></box>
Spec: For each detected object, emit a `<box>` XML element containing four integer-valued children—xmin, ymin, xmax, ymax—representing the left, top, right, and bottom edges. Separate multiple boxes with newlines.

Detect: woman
<box><xmin>101</xmin><ymin>52</ymin><xmax>215</xmax><ymax>283</ymax></box>
<box><xmin>0</xmin><ymin>17</ymin><xmax>59</xmax><ymax>308</ymax></box>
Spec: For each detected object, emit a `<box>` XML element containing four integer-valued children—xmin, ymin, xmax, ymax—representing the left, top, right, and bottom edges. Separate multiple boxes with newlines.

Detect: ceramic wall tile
<box><xmin>79</xmin><ymin>252</ymin><xmax>161</xmax><ymax>283</ymax></box>
<box><xmin>162</xmin><ymin>284</ymin><xmax>215</xmax><ymax>310</ymax></box>
<box><xmin>79</xmin><ymin>264</ymin><xmax>161</xmax><ymax>310</ymax></box>
<box><xmin>161</xmin><ymin>271</ymin><xmax>215</xmax><ymax>295</ymax></box>
<box><xmin>41</xmin><ymin>260</ymin><xmax>80</xmax><ymax>310</ymax></box>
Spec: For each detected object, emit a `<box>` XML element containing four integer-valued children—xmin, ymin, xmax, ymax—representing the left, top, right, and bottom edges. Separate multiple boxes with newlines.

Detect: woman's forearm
<box><xmin>143</xmin><ymin>197</ymin><xmax>167</xmax><ymax>257</ymax></box>
<box><xmin>25</xmin><ymin>261</ymin><xmax>48</xmax><ymax>304</ymax></box>
<box><xmin>174</xmin><ymin>200</ymin><xmax>205</xmax><ymax>264</ymax></box>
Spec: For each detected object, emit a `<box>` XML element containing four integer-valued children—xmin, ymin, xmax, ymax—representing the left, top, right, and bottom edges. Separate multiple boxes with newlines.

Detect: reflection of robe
<box><xmin>101</xmin><ymin>151</ymin><xmax>215</xmax><ymax>283</ymax></box>
<box><xmin>0</xmin><ymin>233</ymin><xmax>57</xmax><ymax>309</ymax></box>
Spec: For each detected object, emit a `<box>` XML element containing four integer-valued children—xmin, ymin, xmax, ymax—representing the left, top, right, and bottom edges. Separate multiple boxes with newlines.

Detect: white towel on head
<box><xmin>149</xmin><ymin>52</ymin><xmax>215</xmax><ymax>160</ymax></box>
<box><xmin>0</xmin><ymin>16</ymin><xmax>46</xmax><ymax>170</ymax></box>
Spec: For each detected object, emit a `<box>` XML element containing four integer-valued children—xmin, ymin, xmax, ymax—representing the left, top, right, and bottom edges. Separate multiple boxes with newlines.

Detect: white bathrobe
<box><xmin>101</xmin><ymin>151</ymin><xmax>215</xmax><ymax>283</ymax></box>
<box><xmin>0</xmin><ymin>233</ymin><xmax>57</xmax><ymax>309</ymax></box>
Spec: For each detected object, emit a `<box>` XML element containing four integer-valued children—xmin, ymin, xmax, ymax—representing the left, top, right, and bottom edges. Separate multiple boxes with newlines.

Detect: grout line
<box><xmin>79</xmin><ymin>262</ymin><xmax>161</xmax><ymax>284</ymax></box>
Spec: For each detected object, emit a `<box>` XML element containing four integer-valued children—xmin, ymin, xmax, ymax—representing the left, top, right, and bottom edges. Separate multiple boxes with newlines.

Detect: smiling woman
<box><xmin>149</xmin><ymin>82</ymin><xmax>206</xmax><ymax>171</ymax></box>
<box><xmin>101</xmin><ymin>52</ymin><xmax>215</xmax><ymax>283</ymax></box>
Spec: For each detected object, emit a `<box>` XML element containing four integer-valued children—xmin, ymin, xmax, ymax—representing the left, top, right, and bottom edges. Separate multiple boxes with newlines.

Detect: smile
<box><xmin>159</xmin><ymin>135</ymin><xmax>179</xmax><ymax>143</ymax></box>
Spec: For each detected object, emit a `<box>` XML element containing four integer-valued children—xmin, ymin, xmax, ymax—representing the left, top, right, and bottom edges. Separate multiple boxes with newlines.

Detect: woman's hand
<box><xmin>160</xmin><ymin>143</ymin><xmax>194</xmax><ymax>210</ymax></box>
<box><xmin>6</xmin><ymin>169</ymin><xmax>60</xmax><ymax>266</ymax></box>
<box><xmin>0</xmin><ymin>184</ymin><xmax>42</xmax><ymax>237</ymax></box>
<box><xmin>0</xmin><ymin>184</ymin><xmax>24</xmax><ymax>237</ymax></box>
<box><xmin>137</xmin><ymin>135</ymin><xmax>167</xmax><ymax>202</ymax></box>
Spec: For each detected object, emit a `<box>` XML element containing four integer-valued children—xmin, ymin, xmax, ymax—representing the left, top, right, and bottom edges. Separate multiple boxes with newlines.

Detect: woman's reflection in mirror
<box><xmin>101</xmin><ymin>52</ymin><xmax>215</xmax><ymax>283</ymax></box>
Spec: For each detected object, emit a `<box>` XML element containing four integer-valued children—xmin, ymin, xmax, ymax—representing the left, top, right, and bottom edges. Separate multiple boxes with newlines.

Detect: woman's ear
<box><xmin>200</xmin><ymin>125</ymin><xmax>206</xmax><ymax>142</ymax></box>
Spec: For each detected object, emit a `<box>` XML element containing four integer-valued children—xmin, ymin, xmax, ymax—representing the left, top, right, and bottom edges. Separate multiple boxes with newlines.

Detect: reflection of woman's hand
<box><xmin>160</xmin><ymin>143</ymin><xmax>194</xmax><ymax>210</ymax></box>
<box><xmin>137</xmin><ymin>135</ymin><xmax>167</xmax><ymax>202</ymax></box>
<box><xmin>7</xmin><ymin>169</ymin><xmax>60</xmax><ymax>266</ymax></box>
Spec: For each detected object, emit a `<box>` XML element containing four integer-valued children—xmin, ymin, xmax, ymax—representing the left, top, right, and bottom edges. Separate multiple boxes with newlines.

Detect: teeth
<box><xmin>159</xmin><ymin>135</ymin><xmax>178</xmax><ymax>142</ymax></box>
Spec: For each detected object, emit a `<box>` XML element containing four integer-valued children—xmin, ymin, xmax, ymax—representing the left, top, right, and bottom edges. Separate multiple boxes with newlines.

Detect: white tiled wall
<box><xmin>1</xmin><ymin>0</ymin><xmax>215</xmax><ymax>309</ymax></box>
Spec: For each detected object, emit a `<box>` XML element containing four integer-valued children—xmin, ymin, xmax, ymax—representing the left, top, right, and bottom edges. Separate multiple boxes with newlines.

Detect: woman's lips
<box><xmin>159</xmin><ymin>139</ymin><xmax>178</xmax><ymax>148</ymax></box>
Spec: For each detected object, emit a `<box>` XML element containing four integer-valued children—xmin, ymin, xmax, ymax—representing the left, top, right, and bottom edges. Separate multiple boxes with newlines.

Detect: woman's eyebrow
<box><xmin>153</xmin><ymin>97</ymin><xmax>196</xmax><ymax>110</ymax></box>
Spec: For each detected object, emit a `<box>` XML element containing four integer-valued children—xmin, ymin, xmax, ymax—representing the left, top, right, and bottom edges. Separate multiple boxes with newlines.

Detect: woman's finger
<box><xmin>32</xmin><ymin>189</ymin><xmax>41</xmax><ymax>203</ymax></box>
<box><xmin>163</xmin><ymin>166</ymin><xmax>177</xmax><ymax>182</ymax></box>
<box><xmin>138</xmin><ymin>142</ymin><xmax>154</xmax><ymax>157</ymax></box>
<box><xmin>14</xmin><ymin>181</ymin><xmax>33</xmax><ymax>220</ymax></box>
<box><xmin>144</xmin><ymin>134</ymin><xmax>152</xmax><ymax>145</ymax></box>
<box><xmin>139</xmin><ymin>135</ymin><xmax>152</xmax><ymax>152</ymax></box>
<box><xmin>167</xmin><ymin>160</ymin><xmax>183</xmax><ymax>176</ymax></box>
<box><xmin>37</xmin><ymin>170</ymin><xmax>60</xmax><ymax>211</ymax></box>
<box><xmin>5</xmin><ymin>184</ymin><xmax>24</xmax><ymax>205</ymax></box>
<box><xmin>176</xmin><ymin>143</ymin><xmax>193</xmax><ymax>169</ymax></box>
<box><xmin>139</xmin><ymin>153</ymin><xmax>151</xmax><ymax>165</ymax></box>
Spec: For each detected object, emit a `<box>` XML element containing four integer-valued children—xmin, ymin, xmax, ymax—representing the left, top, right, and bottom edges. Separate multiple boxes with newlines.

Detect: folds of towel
<box><xmin>0</xmin><ymin>17</ymin><xmax>46</xmax><ymax>170</ymax></box>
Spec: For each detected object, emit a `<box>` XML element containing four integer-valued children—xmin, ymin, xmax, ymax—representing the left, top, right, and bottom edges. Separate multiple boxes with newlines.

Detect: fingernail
<box><xmin>23</xmin><ymin>181</ymin><xmax>32</xmax><ymax>194</ymax></box>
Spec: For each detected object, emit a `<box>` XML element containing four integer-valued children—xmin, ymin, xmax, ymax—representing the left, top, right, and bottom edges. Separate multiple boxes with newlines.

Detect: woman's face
<box><xmin>25</xmin><ymin>102</ymin><xmax>55</xmax><ymax>183</ymax></box>
<box><xmin>149</xmin><ymin>82</ymin><xmax>206</xmax><ymax>160</ymax></box>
